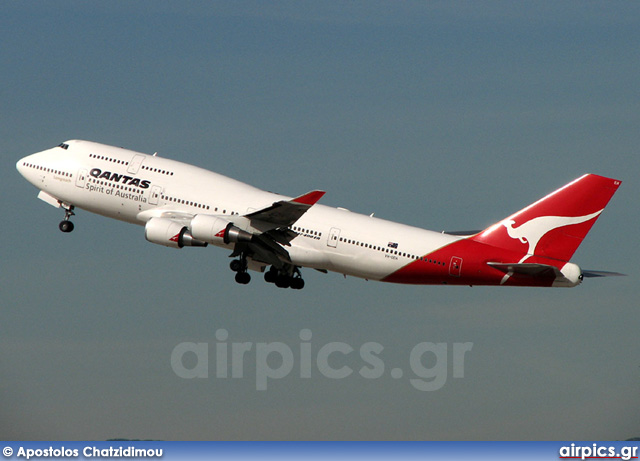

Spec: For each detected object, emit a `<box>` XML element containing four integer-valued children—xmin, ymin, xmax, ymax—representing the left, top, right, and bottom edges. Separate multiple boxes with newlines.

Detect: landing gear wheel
<box><xmin>230</xmin><ymin>259</ymin><xmax>243</xmax><ymax>272</ymax></box>
<box><xmin>59</xmin><ymin>220</ymin><xmax>74</xmax><ymax>233</ymax></box>
<box><xmin>275</xmin><ymin>274</ymin><xmax>291</xmax><ymax>289</ymax></box>
<box><xmin>264</xmin><ymin>267</ymin><xmax>278</xmax><ymax>283</ymax></box>
<box><xmin>266</xmin><ymin>266</ymin><xmax>305</xmax><ymax>289</ymax></box>
<box><xmin>58</xmin><ymin>204</ymin><xmax>75</xmax><ymax>233</ymax></box>
<box><xmin>235</xmin><ymin>271</ymin><xmax>251</xmax><ymax>284</ymax></box>
<box><xmin>291</xmin><ymin>277</ymin><xmax>305</xmax><ymax>290</ymax></box>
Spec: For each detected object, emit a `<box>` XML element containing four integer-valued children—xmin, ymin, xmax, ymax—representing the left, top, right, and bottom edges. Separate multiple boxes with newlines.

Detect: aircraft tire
<box><xmin>235</xmin><ymin>271</ymin><xmax>251</xmax><ymax>284</ymax></box>
<box><xmin>264</xmin><ymin>269</ymin><xmax>277</xmax><ymax>283</ymax></box>
<box><xmin>59</xmin><ymin>221</ymin><xmax>74</xmax><ymax>233</ymax></box>
<box><xmin>275</xmin><ymin>275</ymin><xmax>291</xmax><ymax>289</ymax></box>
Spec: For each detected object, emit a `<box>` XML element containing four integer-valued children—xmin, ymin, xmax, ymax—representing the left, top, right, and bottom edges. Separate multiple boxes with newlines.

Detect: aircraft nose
<box><xmin>16</xmin><ymin>157</ymin><xmax>27</xmax><ymax>177</ymax></box>
<box><xmin>16</xmin><ymin>151</ymin><xmax>44</xmax><ymax>182</ymax></box>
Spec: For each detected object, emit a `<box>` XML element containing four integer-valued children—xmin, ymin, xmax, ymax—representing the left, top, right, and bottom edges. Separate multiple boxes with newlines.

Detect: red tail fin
<box><xmin>471</xmin><ymin>174</ymin><xmax>621</xmax><ymax>261</ymax></box>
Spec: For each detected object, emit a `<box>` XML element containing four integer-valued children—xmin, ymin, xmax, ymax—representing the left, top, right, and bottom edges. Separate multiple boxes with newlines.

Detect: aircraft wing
<box><xmin>229</xmin><ymin>190</ymin><xmax>325</xmax><ymax>269</ymax></box>
<box><xmin>245</xmin><ymin>190</ymin><xmax>325</xmax><ymax>228</ymax></box>
<box><xmin>139</xmin><ymin>190</ymin><xmax>325</xmax><ymax>269</ymax></box>
<box><xmin>137</xmin><ymin>209</ymin><xmax>197</xmax><ymax>226</ymax></box>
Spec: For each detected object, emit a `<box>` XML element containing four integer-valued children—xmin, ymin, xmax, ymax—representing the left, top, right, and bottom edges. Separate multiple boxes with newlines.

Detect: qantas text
<box><xmin>89</xmin><ymin>168</ymin><xmax>151</xmax><ymax>189</ymax></box>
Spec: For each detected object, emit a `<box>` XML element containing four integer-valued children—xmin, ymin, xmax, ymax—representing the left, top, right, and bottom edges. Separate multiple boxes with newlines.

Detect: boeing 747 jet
<box><xmin>17</xmin><ymin>140</ymin><xmax>622</xmax><ymax>289</ymax></box>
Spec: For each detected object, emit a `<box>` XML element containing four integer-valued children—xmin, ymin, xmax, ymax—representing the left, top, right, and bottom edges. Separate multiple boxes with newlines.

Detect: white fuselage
<box><xmin>17</xmin><ymin>140</ymin><xmax>460</xmax><ymax>282</ymax></box>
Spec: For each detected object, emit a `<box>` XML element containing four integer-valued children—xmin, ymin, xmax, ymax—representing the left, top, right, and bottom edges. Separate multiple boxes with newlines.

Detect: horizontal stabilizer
<box><xmin>443</xmin><ymin>230</ymin><xmax>482</xmax><ymax>236</ymax></box>
<box><xmin>582</xmin><ymin>270</ymin><xmax>626</xmax><ymax>278</ymax></box>
<box><xmin>487</xmin><ymin>262</ymin><xmax>562</xmax><ymax>278</ymax></box>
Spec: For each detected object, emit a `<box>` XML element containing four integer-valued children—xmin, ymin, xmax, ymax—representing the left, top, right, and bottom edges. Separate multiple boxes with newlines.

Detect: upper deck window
<box><xmin>58</xmin><ymin>143</ymin><xmax>69</xmax><ymax>150</ymax></box>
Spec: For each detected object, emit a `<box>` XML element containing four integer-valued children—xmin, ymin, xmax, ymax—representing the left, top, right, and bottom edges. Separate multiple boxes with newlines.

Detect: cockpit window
<box><xmin>58</xmin><ymin>143</ymin><xmax>69</xmax><ymax>150</ymax></box>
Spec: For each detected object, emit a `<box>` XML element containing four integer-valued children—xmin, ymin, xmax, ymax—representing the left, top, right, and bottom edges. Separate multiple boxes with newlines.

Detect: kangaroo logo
<box><xmin>501</xmin><ymin>209</ymin><xmax>603</xmax><ymax>257</ymax></box>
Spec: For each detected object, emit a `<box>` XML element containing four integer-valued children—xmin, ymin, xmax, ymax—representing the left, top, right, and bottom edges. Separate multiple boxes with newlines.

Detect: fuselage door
<box><xmin>127</xmin><ymin>155</ymin><xmax>145</xmax><ymax>174</ymax></box>
<box><xmin>327</xmin><ymin>227</ymin><xmax>341</xmax><ymax>248</ymax></box>
<box><xmin>76</xmin><ymin>169</ymin><xmax>87</xmax><ymax>188</ymax></box>
<box><xmin>449</xmin><ymin>256</ymin><xmax>463</xmax><ymax>277</ymax></box>
<box><xmin>149</xmin><ymin>185</ymin><xmax>162</xmax><ymax>205</ymax></box>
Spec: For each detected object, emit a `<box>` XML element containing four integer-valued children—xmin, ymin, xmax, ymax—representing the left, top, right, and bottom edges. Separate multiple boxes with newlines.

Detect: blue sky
<box><xmin>2</xmin><ymin>1</ymin><xmax>639</xmax><ymax>440</ymax></box>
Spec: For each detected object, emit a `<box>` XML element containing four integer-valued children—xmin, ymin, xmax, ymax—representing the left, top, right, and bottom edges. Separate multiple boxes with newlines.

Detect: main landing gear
<box><xmin>230</xmin><ymin>257</ymin><xmax>251</xmax><ymax>285</ymax></box>
<box><xmin>229</xmin><ymin>257</ymin><xmax>305</xmax><ymax>289</ymax></box>
<box><xmin>264</xmin><ymin>265</ymin><xmax>305</xmax><ymax>290</ymax></box>
<box><xmin>58</xmin><ymin>204</ymin><xmax>75</xmax><ymax>233</ymax></box>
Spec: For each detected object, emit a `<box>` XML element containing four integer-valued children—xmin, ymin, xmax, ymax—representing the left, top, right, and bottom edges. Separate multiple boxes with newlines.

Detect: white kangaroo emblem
<box><xmin>497</xmin><ymin>209</ymin><xmax>603</xmax><ymax>285</ymax></box>
<box><xmin>501</xmin><ymin>209</ymin><xmax>603</xmax><ymax>257</ymax></box>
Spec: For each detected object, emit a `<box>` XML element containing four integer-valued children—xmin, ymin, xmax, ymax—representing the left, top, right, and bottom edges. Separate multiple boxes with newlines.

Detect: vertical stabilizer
<box><xmin>471</xmin><ymin>174</ymin><xmax>621</xmax><ymax>261</ymax></box>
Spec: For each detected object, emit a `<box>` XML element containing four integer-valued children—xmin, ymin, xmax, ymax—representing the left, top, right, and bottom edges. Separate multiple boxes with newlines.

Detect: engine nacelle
<box><xmin>145</xmin><ymin>217</ymin><xmax>208</xmax><ymax>249</ymax></box>
<box><xmin>190</xmin><ymin>214</ymin><xmax>253</xmax><ymax>245</ymax></box>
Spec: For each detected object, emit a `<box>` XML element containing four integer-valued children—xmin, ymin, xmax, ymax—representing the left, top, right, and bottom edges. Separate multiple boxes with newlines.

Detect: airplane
<box><xmin>16</xmin><ymin>140</ymin><xmax>623</xmax><ymax>289</ymax></box>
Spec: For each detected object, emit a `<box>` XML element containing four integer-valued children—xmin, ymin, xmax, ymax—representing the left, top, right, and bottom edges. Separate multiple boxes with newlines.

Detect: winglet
<box><xmin>292</xmin><ymin>190</ymin><xmax>325</xmax><ymax>205</ymax></box>
<box><xmin>244</xmin><ymin>190</ymin><xmax>326</xmax><ymax>227</ymax></box>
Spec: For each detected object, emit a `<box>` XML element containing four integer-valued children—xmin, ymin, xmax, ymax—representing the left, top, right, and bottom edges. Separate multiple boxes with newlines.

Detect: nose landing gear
<box><xmin>59</xmin><ymin>204</ymin><xmax>75</xmax><ymax>233</ymax></box>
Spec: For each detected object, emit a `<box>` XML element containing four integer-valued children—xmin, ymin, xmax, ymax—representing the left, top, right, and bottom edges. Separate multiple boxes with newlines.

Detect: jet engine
<box><xmin>190</xmin><ymin>214</ymin><xmax>253</xmax><ymax>245</ymax></box>
<box><xmin>144</xmin><ymin>217</ymin><xmax>208</xmax><ymax>249</ymax></box>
